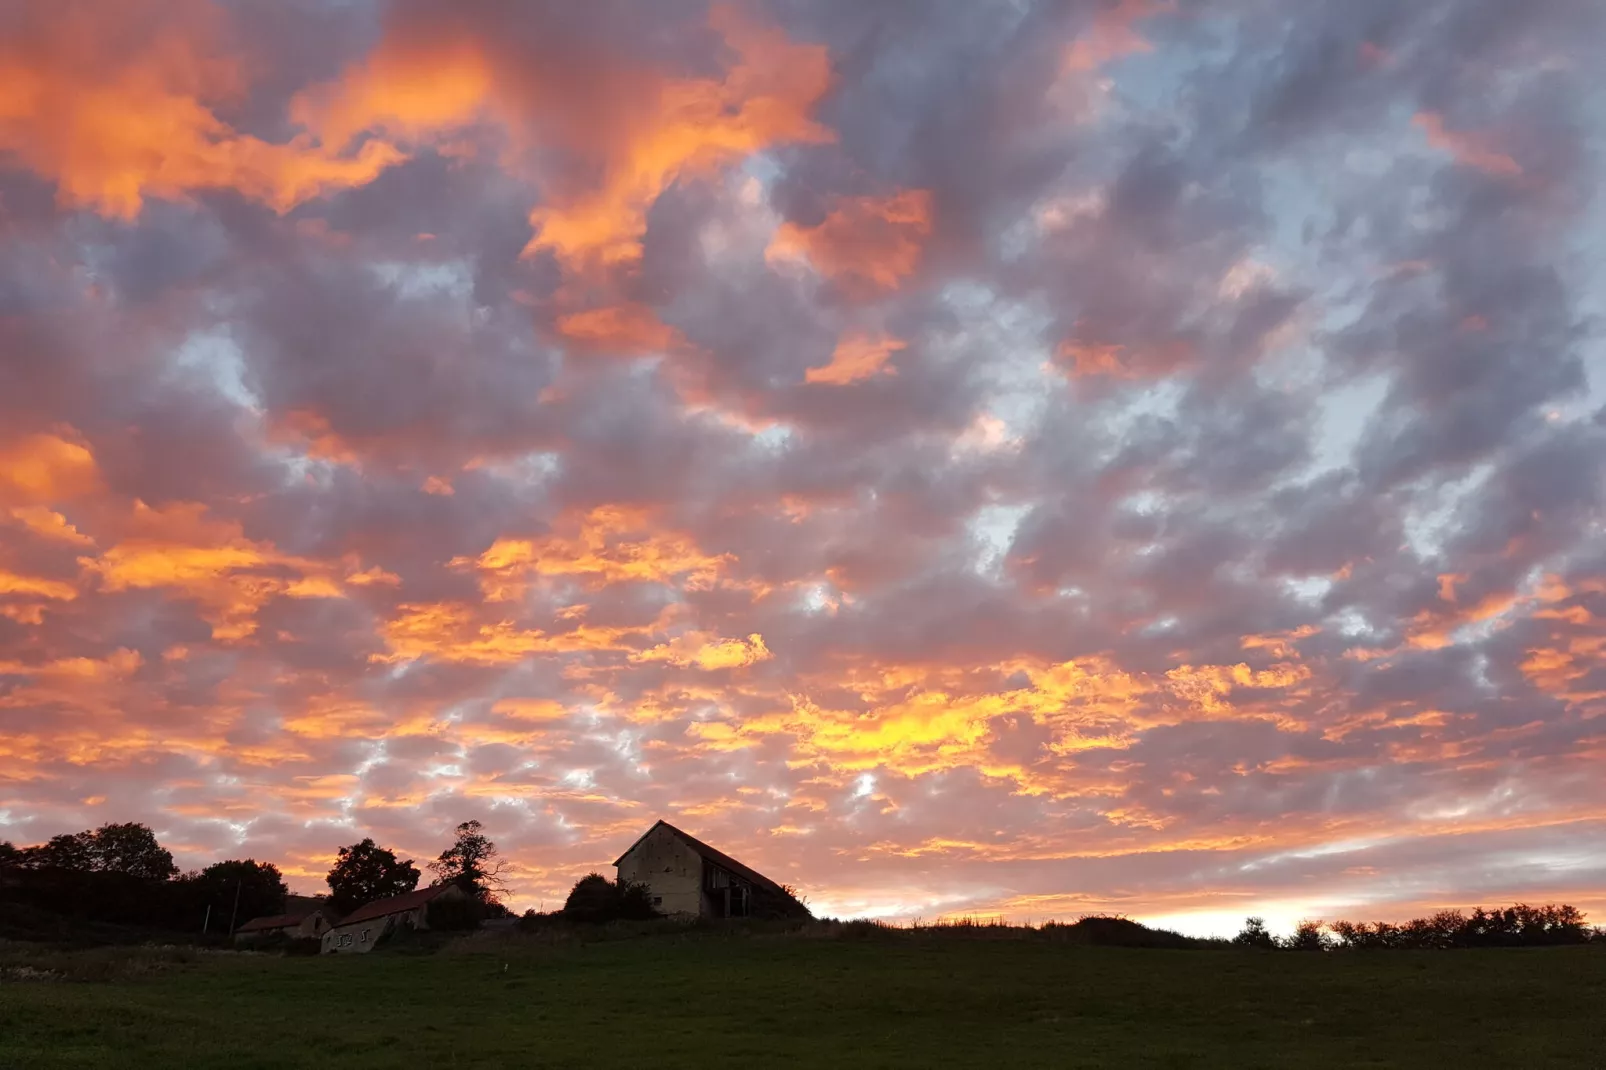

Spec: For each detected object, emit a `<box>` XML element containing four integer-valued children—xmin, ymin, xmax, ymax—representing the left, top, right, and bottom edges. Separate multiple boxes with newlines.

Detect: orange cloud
<box><xmin>1056</xmin><ymin>340</ymin><xmax>1135</xmax><ymax>378</ymax></box>
<box><xmin>457</xmin><ymin>506</ymin><xmax>734</xmax><ymax>601</ymax></box>
<box><xmin>79</xmin><ymin>501</ymin><xmax>348</xmax><ymax>641</ymax></box>
<box><xmin>373</xmin><ymin>602</ymin><xmax>642</xmax><ymax>666</ymax></box>
<box><xmin>8</xmin><ymin>506</ymin><xmax>95</xmax><ymax>546</ymax></box>
<box><xmin>806</xmin><ymin>332</ymin><xmax>905</xmax><ymax>386</ymax></box>
<box><xmin>0</xmin><ymin>648</ymin><xmax>142</xmax><ymax>682</ymax></box>
<box><xmin>0</xmin><ymin>570</ymin><xmax>78</xmax><ymax>602</ymax></box>
<box><xmin>1054</xmin><ymin>334</ymin><xmax>1192</xmax><ymax>380</ymax></box>
<box><xmin>524</xmin><ymin>6</ymin><xmax>833</xmax><ymax>268</ymax></box>
<box><xmin>631</xmin><ymin>632</ymin><xmax>772</xmax><ymax>671</ymax></box>
<box><xmin>1413</xmin><ymin>113</ymin><xmax>1522</xmax><ymax>178</ymax></box>
<box><xmin>289</xmin><ymin>40</ymin><xmax>496</xmax><ymax>152</ymax></box>
<box><xmin>0</xmin><ymin>5</ymin><xmax>402</xmax><ymax>218</ymax></box>
<box><xmin>345</xmin><ymin>564</ymin><xmax>402</xmax><ymax>587</ymax></box>
<box><xmin>768</xmin><ymin>189</ymin><xmax>933</xmax><ymax>294</ymax></box>
<box><xmin>266</xmin><ymin>411</ymin><xmax>363</xmax><ymax>467</ymax></box>
<box><xmin>556</xmin><ymin>304</ymin><xmax>685</xmax><ymax>355</ymax></box>
<box><xmin>0</xmin><ymin>433</ymin><xmax>101</xmax><ymax>506</ymax></box>
<box><xmin>490</xmin><ymin>699</ymin><xmax>573</xmax><ymax>722</ymax></box>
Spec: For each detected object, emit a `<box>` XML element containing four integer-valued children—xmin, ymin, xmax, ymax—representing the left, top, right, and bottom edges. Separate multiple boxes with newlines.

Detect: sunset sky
<box><xmin>1</xmin><ymin>0</ymin><xmax>1604</xmax><ymax>935</ymax></box>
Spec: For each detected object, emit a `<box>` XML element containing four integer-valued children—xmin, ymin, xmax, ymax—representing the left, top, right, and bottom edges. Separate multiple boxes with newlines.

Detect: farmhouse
<box><xmin>234</xmin><ymin>904</ymin><xmax>336</xmax><ymax>944</ymax></box>
<box><xmin>320</xmin><ymin>883</ymin><xmax>466</xmax><ymax>954</ymax></box>
<box><xmin>614</xmin><ymin>820</ymin><xmax>809</xmax><ymax>920</ymax></box>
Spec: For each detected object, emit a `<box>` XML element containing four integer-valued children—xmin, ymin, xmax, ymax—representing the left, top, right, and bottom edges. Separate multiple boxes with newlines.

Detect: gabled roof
<box><xmin>613</xmin><ymin>820</ymin><xmax>790</xmax><ymax>897</ymax></box>
<box><xmin>335</xmin><ymin>883</ymin><xmax>453</xmax><ymax>926</ymax></box>
<box><xmin>236</xmin><ymin>907</ymin><xmax>325</xmax><ymax>933</ymax></box>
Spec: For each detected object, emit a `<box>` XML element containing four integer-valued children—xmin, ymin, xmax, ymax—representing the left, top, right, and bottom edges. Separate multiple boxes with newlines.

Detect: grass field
<box><xmin>2</xmin><ymin>931</ymin><xmax>1603</xmax><ymax>1068</ymax></box>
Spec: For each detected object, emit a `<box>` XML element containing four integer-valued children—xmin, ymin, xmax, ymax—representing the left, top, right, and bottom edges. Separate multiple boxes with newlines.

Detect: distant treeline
<box><xmin>0</xmin><ymin>820</ymin><xmax>512</xmax><ymax>943</ymax></box>
<box><xmin>1235</xmin><ymin>904</ymin><xmax>1603</xmax><ymax>950</ymax></box>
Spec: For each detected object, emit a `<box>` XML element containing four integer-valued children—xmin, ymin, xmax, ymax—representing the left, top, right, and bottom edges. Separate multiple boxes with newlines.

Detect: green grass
<box><xmin>1</xmin><ymin>933</ymin><xmax>1603</xmax><ymax>1068</ymax></box>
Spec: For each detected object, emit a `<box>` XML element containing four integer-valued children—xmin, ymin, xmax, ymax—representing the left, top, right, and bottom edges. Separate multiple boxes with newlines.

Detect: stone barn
<box><xmin>320</xmin><ymin>883</ymin><xmax>465</xmax><ymax>954</ymax></box>
<box><xmin>234</xmin><ymin>905</ymin><xmax>336</xmax><ymax>944</ymax></box>
<box><xmin>613</xmin><ymin>820</ymin><xmax>809</xmax><ymax>920</ymax></box>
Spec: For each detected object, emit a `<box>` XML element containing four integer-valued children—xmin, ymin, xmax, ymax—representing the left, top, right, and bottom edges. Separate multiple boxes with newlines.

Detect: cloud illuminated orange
<box><xmin>806</xmin><ymin>332</ymin><xmax>905</xmax><ymax>386</ymax></box>
<box><xmin>0</xmin><ymin>5</ymin><xmax>402</xmax><ymax>218</ymax></box>
<box><xmin>0</xmin><ymin>433</ymin><xmax>101</xmax><ymax>506</ymax></box>
<box><xmin>458</xmin><ymin>507</ymin><xmax>734</xmax><ymax>602</ymax></box>
<box><xmin>768</xmin><ymin>189</ymin><xmax>933</xmax><ymax>294</ymax></box>
<box><xmin>524</xmin><ymin>6</ymin><xmax>833</xmax><ymax>268</ymax></box>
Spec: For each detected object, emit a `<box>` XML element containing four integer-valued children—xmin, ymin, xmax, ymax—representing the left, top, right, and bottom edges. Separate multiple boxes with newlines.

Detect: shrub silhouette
<box><xmin>1326</xmin><ymin>904</ymin><xmax>1590</xmax><ymax>950</ymax></box>
<box><xmin>1046</xmin><ymin>914</ymin><xmax>1204</xmax><ymax>949</ymax></box>
<box><xmin>1233</xmin><ymin>916</ymin><xmax>1277</xmax><ymax>949</ymax></box>
<box><xmin>1285</xmin><ymin>920</ymin><xmax>1331</xmax><ymax>951</ymax></box>
<box><xmin>562</xmin><ymin>873</ymin><xmax>659</xmax><ymax>923</ymax></box>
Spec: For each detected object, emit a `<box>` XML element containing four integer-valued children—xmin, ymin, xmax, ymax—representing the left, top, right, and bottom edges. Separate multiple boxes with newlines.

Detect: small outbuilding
<box><xmin>614</xmin><ymin>820</ymin><xmax>809</xmax><ymax>920</ymax></box>
<box><xmin>320</xmin><ymin>883</ymin><xmax>465</xmax><ymax>954</ymax></box>
<box><xmin>234</xmin><ymin>905</ymin><xmax>336</xmax><ymax>944</ymax></box>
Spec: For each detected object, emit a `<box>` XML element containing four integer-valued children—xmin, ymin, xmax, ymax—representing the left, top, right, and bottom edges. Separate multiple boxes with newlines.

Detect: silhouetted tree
<box><xmin>88</xmin><ymin>823</ymin><xmax>179</xmax><ymax>880</ymax></box>
<box><xmin>429</xmin><ymin>820</ymin><xmax>508</xmax><ymax>907</ymax></box>
<box><xmin>1285</xmin><ymin>919</ymin><xmax>1331</xmax><ymax>951</ymax></box>
<box><xmin>1327</xmin><ymin>903</ymin><xmax>1591</xmax><ymax>950</ymax></box>
<box><xmin>0</xmin><ymin>840</ymin><xmax>21</xmax><ymax>867</ymax></box>
<box><xmin>15</xmin><ymin>823</ymin><xmax>176</xmax><ymax>880</ymax></box>
<box><xmin>19</xmin><ymin>831</ymin><xmax>96</xmax><ymax>871</ymax></box>
<box><xmin>189</xmin><ymin>860</ymin><xmax>288</xmax><ymax>930</ymax></box>
<box><xmin>562</xmin><ymin>873</ymin><xmax>658</xmax><ymax>923</ymax></box>
<box><xmin>1233</xmin><ymin>916</ymin><xmax>1277</xmax><ymax>949</ymax></box>
<box><xmin>325</xmin><ymin>838</ymin><xmax>420</xmax><ymax>915</ymax></box>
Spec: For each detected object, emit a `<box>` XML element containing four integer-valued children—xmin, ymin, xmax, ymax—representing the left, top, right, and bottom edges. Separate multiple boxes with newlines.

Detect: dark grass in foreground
<box><xmin>3</xmin><ymin>927</ymin><xmax>1604</xmax><ymax>1069</ymax></box>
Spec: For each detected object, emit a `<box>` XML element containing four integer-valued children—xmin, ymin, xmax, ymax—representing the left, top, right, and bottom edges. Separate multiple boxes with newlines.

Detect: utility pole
<box><xmin>228</xmin><ymin>877</ymin><xmax>243</xmax><ymax>936</ymax></box>
<box><xmin>202</xmin><ymin>903</ymin><xmax>211</xmax><ymax>935</ymax></box>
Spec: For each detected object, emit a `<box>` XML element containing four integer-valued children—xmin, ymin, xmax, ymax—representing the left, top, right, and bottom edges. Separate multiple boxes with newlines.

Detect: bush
<box><xmin>1327</xmin><ymin>904</ymin><xmax>1591</xmax><ymax>950</ymax></box>
<box><xmin>1285</xmin><ymin>920</ymin><xmax>1331</xmax><ymax>951</ymax></box>
<box><xmin>1233</xmin><ymin>917</ymin><xmax>1277</xmax><ymax>950</ymax></box>
<box><xmin>1052</xmin><ymin>914</ymin><xmax>1208</xmax><ymax>949</ymax></box>
<box><xmin>562</xmin><ymin>874</ymin><xmax>660</xmax><ymax>924</ymax></box>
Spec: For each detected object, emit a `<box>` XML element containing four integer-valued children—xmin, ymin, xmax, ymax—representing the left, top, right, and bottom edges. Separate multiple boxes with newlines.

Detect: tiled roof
<box><xmin>236</xmin><ymin>909</ymin><xmax>320</xmax><ymax>933</ymax></box>
<box><xmin>613</xmin><ymin>820</ymin><xmax>790</xmax><ymax>897</ymax></box>
<box><xmin>335</xmin><ymin>883</ymin><xmax>452</xmax><ymax>926</ymax></box>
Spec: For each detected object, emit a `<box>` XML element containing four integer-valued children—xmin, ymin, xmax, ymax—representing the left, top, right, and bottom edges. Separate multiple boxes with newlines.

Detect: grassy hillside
<box><xmin>2</xmin><ymin>931</ymin><xmax>1603</xmax><ymax>1068</ymax></box>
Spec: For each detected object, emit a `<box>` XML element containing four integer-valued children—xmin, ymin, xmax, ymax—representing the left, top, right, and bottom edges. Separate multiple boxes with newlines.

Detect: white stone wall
<box><xmin>321</xmin><ymin>915</ymin><xmax>395</xmax><ymax>954</ymax></box>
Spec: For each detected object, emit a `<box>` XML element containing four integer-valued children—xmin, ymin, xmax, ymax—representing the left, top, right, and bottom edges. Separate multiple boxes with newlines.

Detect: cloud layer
<box><xmin>1</xmin><ymin>0</ymin><xmax>1603</xmax><ymax>932</ymax></box>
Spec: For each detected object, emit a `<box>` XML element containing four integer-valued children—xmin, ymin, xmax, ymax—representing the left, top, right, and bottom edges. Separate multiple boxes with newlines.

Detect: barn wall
<box><xmin>321</xmin><ymin>914</ymin><xmax>395</xmax><ymax>954</ymax></box>
<box><xmin>320</xmin><ymin>902</ymin><xmax>437</xmax><ymax>953</ymax></box>
<box><xmin>616</xmin><ymin>825</ymin><xmax>704</xmax><ymax>916</ymax></box>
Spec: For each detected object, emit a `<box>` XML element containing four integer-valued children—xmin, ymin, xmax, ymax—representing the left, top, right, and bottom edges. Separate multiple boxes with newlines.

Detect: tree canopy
<box><xmin>92</xmin><ymin>823</ymin><xmax>180</xmax><ymax>880</ymax></box>
<box><xmin>428</xmin><ymin>820</ymin><xmax>508</xmax><ymax>907</ymax></box>
<box><xmin>13</xmin><ymin>823</ymin><xmax>177</xmax><ymax>880</ymax></box>
<box><xmin>325</xmin><ymin>838</ymin><xmax>420</xmax><ymax>915</ymax></box>
<box><xmin>190</xmin><ymin>859</ymin><xmax>289</xmax><ymax>929</ymax></box>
